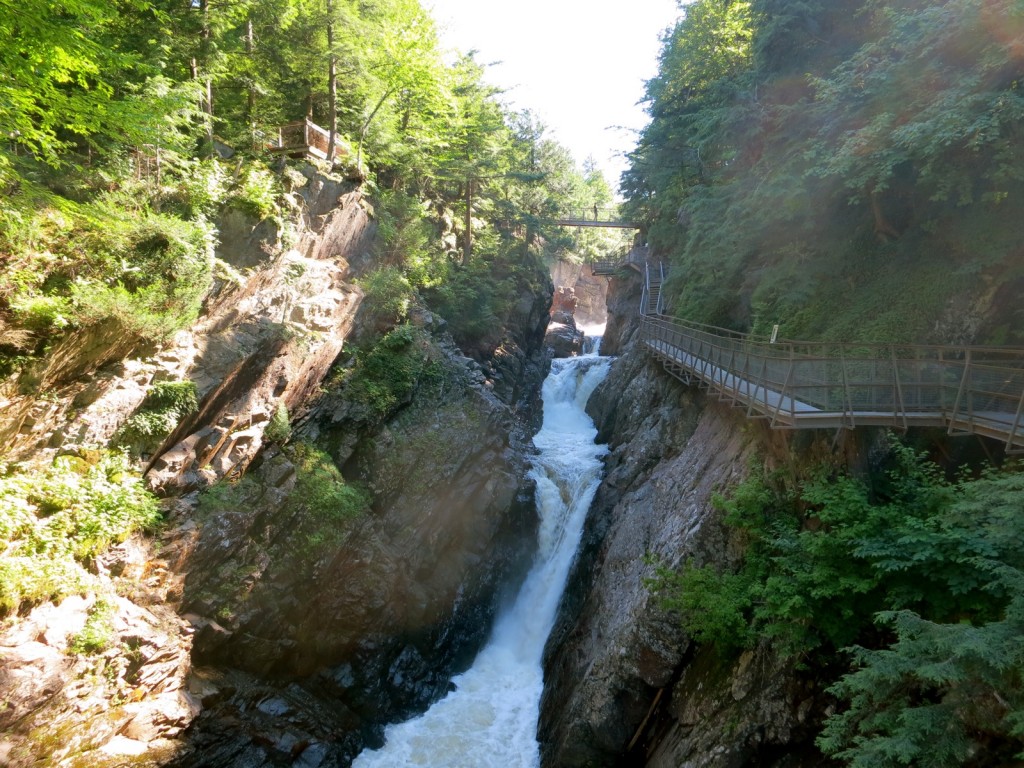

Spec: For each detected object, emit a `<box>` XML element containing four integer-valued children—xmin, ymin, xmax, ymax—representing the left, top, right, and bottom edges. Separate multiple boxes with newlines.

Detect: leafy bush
<box><xmin>68</xmin><ymin>598</ymin><xmax>116</xmax><ymax>655</ymax></box>
<box><xmin>264</xmin><ymin>401</ymin><xmax>292</xmax><ymax>444</ymax></box>
<box><xmin>5</xmin><ymin>202</ymin><xmax>214</xmax><ymax>350</ymax></box>
<box><xmin>287</xmin><ymin>442</ymin><xmax>370</xmax><ymax>525</ymax></box>
<box><xmin>346</xmin><ymin>324</ymin><xmax>435</xmax><ymax>420</ymax></box>
<box><xmin>359</xmin><ymin>266</ymin><xmax>415</xmax><ymax>328</ymax></box>
<box><xmin>227</xmin><ymin>165</ymin><xmax>281</xmax><ymax>221</ymax></box>
<box><xmin>9</xmin><ymin>295</ymin><xmax>71</xmax><ymax>334</ymax></box>
<box><xmin>160</xmin><ymin>158</ymin><xmax>229</xmax><ymax>218</ymax></box>
<box><xmin>0</xmin><ymin>452</ymin><xmax>161</xmax><ymax>615</ymax></box>
<box><xmin>649</xmin><ymin>440</ymin><xmax>1024</xmax><ymax>763</ymax></box>
<box><xmin>68</xmin><ymin>211</ymin><xmax>214</xmax><ymax>341</ymax></box>
<box><xmin>116</xmin><ymin>380</ymin><xmax>199</xmax><ymax>455</ymax></box>
<box><xmin>817</xmin><ymin>470</ymin><xmax>1024</xmax><ymax>766</ymax></box>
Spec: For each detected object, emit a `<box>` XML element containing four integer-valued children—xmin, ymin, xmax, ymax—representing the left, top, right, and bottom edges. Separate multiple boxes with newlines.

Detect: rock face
<box><xmin>538</xmin><ymin>271</ymin><xmax>826</xmax><ymax>767</ymax></box>
<box><xmin>0</xmin><ymin>541</ymin><xmax>198</xmax><ymax>768</ymax></box>
<box><xmin>165</xmin><ymin>340</ymin><xmax>540</xmax><ymax>763</ymax></box>
<box><xmin>550</xmin><ymin>260</ymin><xmax>610</xmax><ymax>326</ymax></box>
<box><xmin>545</xmin><ymin>311</ymin><xmax>585</xmax><ymax>359</ymax></box>
<box><xmin>146</xmin><ymin>171</ymin><xmax>376</xmax><ymax>495</ymax></box>
<box><xmin>599</xmin><ymin>260</ymin><xmax>644</xmax><ymax>357</ymax></box>
<box><xmin>0</xmin><ymin>165</ymin><xmax>553</xmax><ymax>767</ymax></box>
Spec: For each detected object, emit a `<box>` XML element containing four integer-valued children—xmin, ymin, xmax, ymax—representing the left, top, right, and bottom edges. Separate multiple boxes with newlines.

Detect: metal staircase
<box><xmin>642</xmin><ymin>262</ymin><xmax>665</xmax><ymax>316</ymax></box>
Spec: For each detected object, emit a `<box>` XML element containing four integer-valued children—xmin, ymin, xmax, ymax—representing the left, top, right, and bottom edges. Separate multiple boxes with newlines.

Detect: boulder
<box><xmin>545</xmin><ymin>321</ymin><xmax>585</xmax><ymax>358</ymax></box>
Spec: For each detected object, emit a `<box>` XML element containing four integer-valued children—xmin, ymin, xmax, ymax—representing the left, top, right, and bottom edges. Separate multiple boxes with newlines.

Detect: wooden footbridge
<box><xmin>592</xmin><ymin>254</ymin><xmax>1024</xmax><ymax>452</ymax></box>
<box><xmin>552</xmin><ymin>207</ymin><xmax>638</xmax><ymax>229</ymax></box>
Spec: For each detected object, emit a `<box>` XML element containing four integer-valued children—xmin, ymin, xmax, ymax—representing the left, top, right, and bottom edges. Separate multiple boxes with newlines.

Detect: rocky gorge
<box><xmin>538</xmin><ymin>267</ymin><xmax>828</xmax><ymax>766</ymax></box>
<box><xmin>0</xmin><ymin>165</ymin><xmax>554</xmax><ymax>766</ymax></box>
<box><xmin>3</xmin><ymin>163</ymin><xmax>1017</xmax><ymax>768</ymax></box>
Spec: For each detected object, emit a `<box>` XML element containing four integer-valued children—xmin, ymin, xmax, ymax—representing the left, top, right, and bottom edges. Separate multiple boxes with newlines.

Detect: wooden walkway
<box><xmin>594</xmin><ymin>249</ymin><xmax>1024</xmax><ymax>450</ymax></box>
<box><xmin>641</xmin><ymin>315</ymin><xmax>1024</xmax><ymax>451</ymax></box>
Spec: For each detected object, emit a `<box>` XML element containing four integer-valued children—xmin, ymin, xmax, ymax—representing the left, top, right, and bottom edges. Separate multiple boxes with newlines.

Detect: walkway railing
<box><xmin>267</xmin><ymin>118</ymin><xmax>346</xmax><ymax>161</ymax></box>
<box><xmin>591</xmin><ymin>246</ymin><xmax>650</xmax><ymax>276</ymax></box>
<box><xmin>640</xmin><ymin>315</ymin><xmax>1024</xmax><ymax>451</ymax></box>
<box><xmin>553</xmin><ymin>207</ymin><xmax>638</xmax><ymax>229</ymax></box>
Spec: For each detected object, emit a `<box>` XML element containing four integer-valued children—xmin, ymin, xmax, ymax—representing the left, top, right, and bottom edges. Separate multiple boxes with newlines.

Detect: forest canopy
<box><xmin>625</xmin><ymin>0</ymin><xmax>1024</xmax><ymax>343</ymax></box>
<box><xmin>0</xmin><ymin>0</ymin><xmax>625</xmax><ymax>370</ymax></box>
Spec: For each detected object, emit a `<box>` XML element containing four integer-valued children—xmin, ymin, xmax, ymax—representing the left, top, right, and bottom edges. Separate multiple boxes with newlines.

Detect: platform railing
<box><xmin>640</xmin><ymin>315</ymin><xmax>1024</xmax><ymax>450</ymax></box>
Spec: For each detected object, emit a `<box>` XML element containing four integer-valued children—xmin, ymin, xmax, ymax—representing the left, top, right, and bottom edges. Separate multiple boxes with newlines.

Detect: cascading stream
<box><xmin>354</xmin><ymin>340</ymin><xmax>611</xmax><ymax>768</ymax></box>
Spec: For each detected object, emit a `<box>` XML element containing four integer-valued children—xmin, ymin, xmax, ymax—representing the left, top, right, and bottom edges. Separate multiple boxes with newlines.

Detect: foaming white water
<box><xmin>354</xmin><ymin>348</ymin><xmax>611</xmax><ymax>768</ymax></box>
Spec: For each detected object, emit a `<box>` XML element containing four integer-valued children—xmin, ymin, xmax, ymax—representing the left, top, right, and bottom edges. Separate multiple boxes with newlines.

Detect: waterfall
<box><xmin>353</xmin><ymin>346</ymin><xmax>611</xmax><ymax>768</ymax></box>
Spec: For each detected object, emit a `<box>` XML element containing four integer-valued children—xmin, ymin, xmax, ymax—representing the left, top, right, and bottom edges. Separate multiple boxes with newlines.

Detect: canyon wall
<box><xmin>0</xmin><ymin>165</ymin><xmax>552</xmax><ymax>767</ymax></box>
<box><xmin>538</xmin><ymin>267</ymin><xmax>843</xmax><ymax>767</ymax></box>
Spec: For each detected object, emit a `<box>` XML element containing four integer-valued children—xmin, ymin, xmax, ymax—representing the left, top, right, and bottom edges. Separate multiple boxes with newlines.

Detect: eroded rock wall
<box><xmin>165</xmin><ymin>333</ymin><xmax>541</xmax><ymax>765</ymax></box>
<box><xmin>538</xmin><ymin>271</ymin><xmax>828</xmax><ymax>767</ymax></box>
<box><xmin>550</xmin><ymin>260</ymin><xmax>609</xmax><ymax>327</ymax></box>
<box><xmin>0</xmin><ymin>164</ymin><xmax>553</xmax><ymax>768</ymax></box>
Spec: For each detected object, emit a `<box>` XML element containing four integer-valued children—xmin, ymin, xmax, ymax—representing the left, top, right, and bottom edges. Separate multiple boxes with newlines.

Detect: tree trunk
<box><xmin>245</xmin><ymin>15</ymin><xmax>256</xmax><ymax>143</ymax></box>
<box><xmin>463</xmin><ymin>177</ymin><xmax>473</xmax><ymax>265</ymax></box>
<box><xmin>326</xmin><ymin>0</ymin><xmax>337</xmax><ymax>162</ymax></box>
<box><xmin>201</xmin><ymin>0</ymin><xmax>216</xmax><ymax>149</ymax></box>
<box><xmin>870</xmin><ymin>187</ymin><xmax>900</xmax><ymax>242</ymax></box>
<box><xmin>355</xmin><ymin>88</ymin><xmax>394</xmax><ymax>178</ymax></box>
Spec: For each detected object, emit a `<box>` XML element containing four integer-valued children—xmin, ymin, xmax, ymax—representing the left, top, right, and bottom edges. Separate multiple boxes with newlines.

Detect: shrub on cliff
<box><xmin>0</xmin><ymin>451</ymin><xmax>161</xmax><ymax>615</ymax></box>
<box><xmin>2</xmin><ymin>198</ymin><xmax>214</xmax><ymax>362</ymax></box>
<box><xmin>115</xmin><ymin>380</ymin><xmax>199</xmax><ymax>456</ymax></box>
<box><xmin>650</xmin><ymin>440</ymin><xmax>1024</xmax><ymax>763</ymax></box>
<box><xmin>345</xmin><ymin>324</ymin><xmax>440</xmax><ymax>421</ymax></box>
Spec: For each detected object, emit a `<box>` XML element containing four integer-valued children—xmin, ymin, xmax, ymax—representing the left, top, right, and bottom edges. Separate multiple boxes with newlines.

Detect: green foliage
<box><xmin>359</xmin><ymin>266</ymin><xmax>415</xmax><ymax>327</ymax></box>
<box><xmin>345</xmin><ymin>324</ymin><xmax>436</xmax><ymax>419</ymax></box>
<box><xmin>651</xmin><ymin>442</ymin><xmax>1024</xmax><ymax>763</ymax></box>
<box><xmin>264</xmin><ymin>401</ymin><xmax>292</xmax><ymax>444</ymax></box>
<box><xmin>116</xmin><ymin>380</ymin><xmax>199</xmax><ymax>455</ymax></box>
<box><xmin>286</xmin><ymin>442</ymin><xmax>370</xmax><ymax>526</ymax></box>
<box><xmin>647</xmin><ymin>471</ymin><xmax>792</xmax><ymax>654</ymax></box>
<box><xmin>815</xmin><ymin>469</ymin><xmax>1024</xmax><ymax>766</ymax></box>
<box><xmin>647</xmin><ymin>557</ymin><xmax>757</xmax><ymax>654</ymax></box>
<box><xmin>194</xmin><ymin>442</ymin><xmax>369</xmax><ymax>582</ymax></box>
<box><xmin>0</xmin><ymin>452</ymin><xmax>161</xmax><ymax>615</ymax></box>
<box><xmin>226</xmin><ymin>165</ymin><xmax>281</xmax><ymax>221</ymax></box>
<box><xmin>627</xmin><ymin>0</ymin><xmax>1024</xmax><ymax>342</ymax></box>
<box><xmin>68</xmin><ymin>598</ymin><xmax>116</xmax><ymax>655</ymax></box>
<box><xmin>9</xmin><ymin>295</ymin><xmax>72</xmax><ymax>334</ymax></box>
<box><xmin>2</xmin><ymin>199</ymin><xmax>215</xmax><ymax>355</ymax></box>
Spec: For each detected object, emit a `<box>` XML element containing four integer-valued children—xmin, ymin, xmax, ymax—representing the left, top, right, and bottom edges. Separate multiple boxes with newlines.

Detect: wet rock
<box><xmin>598</xmin><ymin>261</ymin><xmax>644</xmax><ymax>356</ymax></box>
<box><xmin>545</xmin><ymin>321</ymin><xmax>584</xmax><ymax>358</ymax></box>
<box><xmin>539</xmin><ymin>268</ymin><xmax>829</xmax><ymax>766</ymax></box>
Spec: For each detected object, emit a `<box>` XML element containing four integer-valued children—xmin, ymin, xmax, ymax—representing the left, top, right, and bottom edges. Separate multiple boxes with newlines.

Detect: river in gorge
<box><xmin>353</xmin><ymin>341</ymin><xmax>611</xmax><ymax>768</ymax></box>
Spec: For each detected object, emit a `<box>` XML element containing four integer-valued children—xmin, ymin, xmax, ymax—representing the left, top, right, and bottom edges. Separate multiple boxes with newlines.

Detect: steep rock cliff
<box><xmin>0</xmin><ymin>164</ymin><xmax>552</xmax><ymax>767</ymax></box>
<box><xmin>538</xmin><ymin>272</ymin><xmax>833</xmax><ymax>767</ymax></box>
<box><xmin>169</xmin><ymin>332</ymin><xmax>541</xmax><ymax>764</ymax></box>
<box><xmin>549</xmin><ymin>260</ymin><xmax>609</xmax><ymax>326</ymax></box>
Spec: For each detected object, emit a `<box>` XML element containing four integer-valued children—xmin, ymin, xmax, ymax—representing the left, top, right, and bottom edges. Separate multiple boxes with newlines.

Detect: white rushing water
<box><xmin>354</xmin><ymin>345</ymin><xmax>611</xmax><ymax>768</ymax></box>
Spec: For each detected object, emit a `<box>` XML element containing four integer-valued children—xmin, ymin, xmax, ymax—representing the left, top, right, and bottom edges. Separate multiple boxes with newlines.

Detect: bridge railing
<box><xmin>591</xmin><ymin>246</ymin><xmax>653</xmax><ymax>276</ymax></box>
<box><xmin>558</xmin><ymin>207</ymin><xmax>625</xmax><ymax>224</ymax></box>
<box><xmin>641</xmin><ymin>315</ymin><xmax>1024</xmax><ymax>448</ymax></box>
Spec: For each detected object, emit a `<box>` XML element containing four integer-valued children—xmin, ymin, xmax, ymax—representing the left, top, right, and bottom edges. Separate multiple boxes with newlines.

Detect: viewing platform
<box><xmin>267</xmin><ymin>119</ymin><xmax>347</xmax><ymax>161</ymax></box>
<box><xmin>591</xmin><ymin>246</ymin><xmax>651</xmax><ymax>276</ymax></box>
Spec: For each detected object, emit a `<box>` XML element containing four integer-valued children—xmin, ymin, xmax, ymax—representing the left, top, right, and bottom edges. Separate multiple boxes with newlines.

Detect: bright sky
<box><xmin>426</xmin><ymin>0</ymin><xmax>681</xmax><ymax>192</ymax></box>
